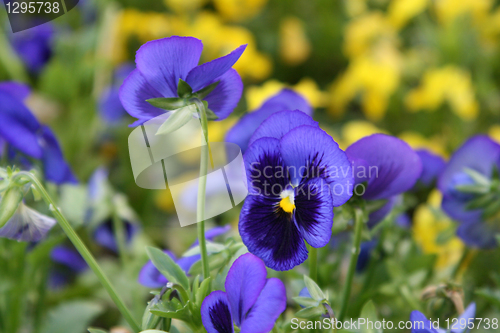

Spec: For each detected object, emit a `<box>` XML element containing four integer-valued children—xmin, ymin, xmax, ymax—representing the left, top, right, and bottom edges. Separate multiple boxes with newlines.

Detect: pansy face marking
<box><xmin>239</xmin><ymin>111</ymin><xmax>353</xmax><ymax>271</ymax></box>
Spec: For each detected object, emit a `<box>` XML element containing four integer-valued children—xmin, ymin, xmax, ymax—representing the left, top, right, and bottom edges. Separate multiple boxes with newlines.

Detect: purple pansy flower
<box><xmin>415</xmin><ymin>150</ymin><xmax>446</xmax><ymax>188</ymax></box>
<box><xmin>225</xmin><ymin>89</ymin><xmax>312</xmax><ymax>153</ymax></box>
<box><xmin>138</xmin><ymin>225</ymin><xmax>230</xmax><ymax>288</ymax></box>
<box><xmin>49</xmin><ymin>245</ymin><xmax>88</xmax><ymax>288</ymax></box>
<box><xmin>10</xmin><ymin>23</ymin><xmax>54</xmax><ymax>73</ymax></box>
<box><xmin>201</xmin><ymin>253</ymin><xmax>286</xmax><ymax>333</ymax></box>
<box><xmin>0</xmin><ymin>82</ymin><xmax>77</xmax><ymax>184</ymax></box>
<box><xmin>239</xmin><ymin>111</ymin><xmax>353</xmax><ymax>271</ymax></box>
<box><xmin>119</xmin><ymin>36</ymin><xmax>246</xmax><ymax>126</ymax></box>
<box><xmin>99</xmin><ymin>63</ymin><xmax>135</xmax><ymax>124</ymax></box>
<box><xmin>410</xmin><ymin>303</ymin><xmax>475</xmax><ymax>333</ymax></box>
<box><xmin>93</xmin><ymin>219</ymin><xmax>138</xmax><ymax>253</ymax></box>
<box><xmin>345</xmin><ymin>134</ymin><xmax>422</xmax><ymax>227</ymax></box>
<box><xmin>438</xmin><ymin>136</ymin><xmax>500</xmax><ymax>248</ymax></box>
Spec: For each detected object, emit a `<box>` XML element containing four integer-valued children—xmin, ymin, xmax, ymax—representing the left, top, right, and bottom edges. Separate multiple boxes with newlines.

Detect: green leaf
<box><xmin>196</xmin><ymin>277</ymin><xmax>212</xmax><ymax>308</ymax></box>
<box><xmin>295</xmin><ymin>305</ymin><xmax>325</xmax><ymax>319</ymax></box>
<box><xmin>177</xmin><ymin>79</ymin><xmax>193</xmax><ymax>97</ymax></box>
<box><xmin>41</xmin><ymin>301</ymin><xmax>103</xmax><ymax>333</ymax></box>
<box><xmin>464</xmin><ymin>167</ymin><xmax>491</xmax><ymax>186</ymax></box>
<box><xmin>189</xmin><ymin>251</ymin><xmax>230</xmax><ymax>276</ymax></box>
<box><xmin>151</xmin><ymin>301</ymin><xmax>192</xmax><ymax>322</ymax></box>
<box><xmin>155</xmin><ymin>105</ymin><xmax>196</xmax><ymax>136</ymax></box>
<box><xmin>182</xmin><ymin>241</ymin><xmax>227</xmax><ymax>257</ymax></box>
<box><xmin>196</xmin><ymin>81</ymin><xmax>219</xmax><ymax>99</ymax></box>
<box><xmin>303</xmin><ymin>275</ymin><xmax>326</xmax><ymax>301</ymax></box>
<box><xmin>205</xmin><ymin>108</ymin><xmax>219</xmax><ymax>121</ymax></box>
<box><xmin>88</xmin><ymin>328</ymin><xmax>108</xmax><ymax>333</ymax></box>
<box><xmin>292</xmin><ymin>296</ymin><xmax>320</xmax><ymax>308</ymax></box>
<box><xmin>146</xmin><ymin>247</ymin><xmax>190</xmax><ymax>290</ymax></box>
<box><xmin>140</xmin><ymin>330</ymin><xmax>169</xmax><ymax>333</ymax></box>
<box><xmin>360</xmin><ymin>300</ymin><xmax>379</xmax><ymax>333</ymax></box>
<box><xmin>147</xmin><ymin>97</ymin><xmax>186</xmax><ymax>110</ymax></box>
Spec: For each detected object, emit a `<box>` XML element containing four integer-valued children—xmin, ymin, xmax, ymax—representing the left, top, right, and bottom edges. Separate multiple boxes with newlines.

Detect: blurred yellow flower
<box><xmin>434</xmin><ymin>0</ymin><xmax>493</xmax><ymax>26</ymax></box>
<box><xmin>399</xmin><ymin>131</ymin><xmax>447</xmax><ymax>157</ymax></box>
<box><xmin>246</xmin><ymin>78</ymin><xmax>327</xmax><ymax>109</ymax></box>
<box><xmin>279</xmin><ymin>17</ymin><xmax>311</xmax><ymax>66</ymax></box>
<box><xmin>164</xmin><ymin>0</ymin><xmax>207</xmax><ymax>13</ymax></box>
<box><xmin>344</xmin><ymin>12</ymin><xmax>395</xmax><ymax>58</ymax></box>
<box><xmin>413</xmin><ymin>190</ymin><xmax>464</xmax><ymax>268</ymax></box>
<box><xmin>340</xmin><ymin>120</ymin><xmax>386</xmax><ymax>149</ymax></box>
<box><xmin>488</xmin><ymin>125</ymin><xmax>500</xmax><ymax>144</ymax></box>
<box><xmin>405</xmin><ymin>66</ymin><xmax>479</xmax><ymax>121</ymax></box>
<box><xmin>177</xmin><ymin>12</ymin><xmax>272</xmax><ymax>81</ymax></box>
<box><xmin>344</xmin><ymin>0</ymin><xmax>368</xmax><ymax>18</ymax></box>
<box><xmin>329</xmin><ymin>42</ymin><xmax>401</xmax><ymax>121</ymax></box>
<box><xmin>213</xmin><ymin>0</ymin><xmax>268</xmax><ymax>22</ymax></box>
<box><xmin>388</xmin><ymin>0</ymin><xmax>428</xmax><ymax>29</ymax></box>
<box><xmin>112</xmin><ymin>9</ymin><xmax>172</xmax><ymax>63</ymax></box>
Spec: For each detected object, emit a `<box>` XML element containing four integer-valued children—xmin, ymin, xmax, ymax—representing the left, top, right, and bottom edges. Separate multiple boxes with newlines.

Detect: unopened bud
<box><xmin>0</xmin><ymin>186</ymin><xmax>24</xmax><ymax>228</ymax></box>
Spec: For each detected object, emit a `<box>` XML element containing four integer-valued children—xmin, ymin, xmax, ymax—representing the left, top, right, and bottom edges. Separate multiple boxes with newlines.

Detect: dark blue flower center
<box><xmin>209</xmin><ymin>300</ymin><xmax>233</xmax><ymax>333</ymax></box>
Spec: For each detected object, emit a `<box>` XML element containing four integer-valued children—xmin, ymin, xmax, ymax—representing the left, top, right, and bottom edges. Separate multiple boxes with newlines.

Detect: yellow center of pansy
<box><xmin>279</xmin><ymin>189</ymin><xmax>295</xmax><ymax>213</ymax></box>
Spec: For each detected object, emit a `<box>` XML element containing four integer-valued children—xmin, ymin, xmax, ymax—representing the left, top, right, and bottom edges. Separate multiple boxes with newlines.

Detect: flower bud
<box><xmin>141</xmin><ymin>296</ymin><xmax>162</xmax><ymax>330</ymax></box>
<box><xmin>0</xmin><ymin>186</ymin><xmax>24</xmax><ymax>228</ymax></box>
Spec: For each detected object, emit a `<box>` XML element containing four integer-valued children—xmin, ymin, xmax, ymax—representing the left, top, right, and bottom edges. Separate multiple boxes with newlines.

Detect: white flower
<box><xmin>0</xmin><ymin>203</ymin><xmax>56</xmax><ymax>242</ymax></box>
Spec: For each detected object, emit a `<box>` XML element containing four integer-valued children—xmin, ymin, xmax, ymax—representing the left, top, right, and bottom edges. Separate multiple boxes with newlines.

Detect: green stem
<box><xmin>193</xmin><ymin>99</ymin><xmax>211</xmax><ymax>281</ymax></box>
<box><xmin>309</xmin><ymin>245</ymin><xmax>318</xmax><ymax>282</ymax></box>
<box><xmin>12</xmin><ymin>172</ymin><xmax>141</xmax><ymax>333</ymax></box>
<box><xmin>338</xmin><ymin>208</ymin><xmax>365</xmax><ymax>322</ymax></box>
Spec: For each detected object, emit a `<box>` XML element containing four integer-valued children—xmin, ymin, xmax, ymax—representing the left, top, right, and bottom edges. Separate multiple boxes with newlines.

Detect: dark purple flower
<box><xmin>138</xmin><ymin>225</ymin><xmax>230</xmax><ymax>288</ymax></box>
<box><xmin>0</xmin><ymin>82</ymin><xmax>76</xmax><ymax>184</ymax></box>
<box><xmin>49</xmin><ymin>246</ymin><xmax>88</xmax><ymax>288</ymax></box>
<box><xmin>201</xmin><ymin>253</ymin><xmax>286</xmax><ymax>333</ymax></box>
<box><xmin>93</xmin><ymin>219</ymin><xmax>138</xmax><ymax>253</ymax></box>
<box><xmin>119</xmin><ymin>36</ymin><xmax>246</xmax><ymax>126</ymax></box>
<box><xmin>239</xmin><ymin>111</ymin><xmax>353</xmax><ymax>270</ymax></box>
<box><xmin>10</xmin><ymin>23</ymin><xmax>54</xmax><ymax>73</ymax></box>
<box><xmin>415</xmin><ymin>150</ymin><xmax>446</xmax><ymax>188</ymax></box>
<box><xmin>346</xmin><ymin>134</ymin><xmax>422</xmax><ymax>201</ymax></box>
<box><xmin>225</xmin><ymin>89</ymin><xmax>312</xmax><ymax>153</ymax></box>
<box><xmin>410</xmin><ymin>303</ymin><xmax>475</xmax><ymax>333</ymax></box>
<box><xmin>438</xmin><ymin>136</ymin><xmax>500</xmax><ymax>248</ymax></box>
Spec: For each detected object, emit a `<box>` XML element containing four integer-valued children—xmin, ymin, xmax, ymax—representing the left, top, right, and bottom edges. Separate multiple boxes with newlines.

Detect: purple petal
<box><xmin>201</xmin><ymin>290</ymin><xmax>234</xmax><ymax>333</ymax></box>
<box><xmin>99</xmin><ymin>86</ymin><xmax>127</xmax><ymax>124</ymax></box>
<box><xmin>203</xmin><ymin>68</ymin><xmax>243</xmax><ymax>120</ymax></box>
<box><xmin>226</xmin><ymin>89</ymin><xmax>312</xmax><ymax>153</ymax></box>
<box><xmin>441</xmin><ymin>194</ymin><xmax>482</xmax><ymax>224</ymax></box>
<box><xmin>0</xmin><ymin>90</ymin><xmax>42</xmax><ymax>158</ymax></box>
<box><xmin>346</xmin><ymin>134</ymin><xmax>422</xmax><ymax>200</ymax></box>
<box><xmin>119</xmin><ymin>69</ymin><xmax>164</xmax><ymax>126</ymax></box>
<box><xmin>239</xmin><ymin>194</ymin><xmax>308</xmax><ymax>271</ymax></box>
<box><xmin>176</xmin><ymin>254</ymin><xmax>200</xmax><ymax>273</ymax></box>
<box><xmin>367</xmin><ymin>196</ymin><xmax>396</xmax><ymax>229</ymax></box>
<box><xmin>249</xmin><ymin>110</ymin><xmax>319</xmax><ymax>146</ymax></box>
<box><xmin>93</xmin><ymin>220</ymin><xmax>137</xmax><ymax>253</ymax></box>
<box><xmin>192</xmin><ymin>225</ymin><xmax>231</xmax><ymax>246</ymax></box>
<box><xmin>294</xmin><ymin>177</ymin><xmax>333</xmax><ymax>248</ymax></box>
<box><xmin>10</xmin><ymin>24</ymin><xmax>54</xmax><ymax>73</ymax></box>
<box><xmin>410</xmin><ymin>310</ymin><xmax>440</xmax><ymax>333</ymax></box>
<box><xmin>280</xmin><ymin>125</ymin><xmax>353</xmax><ymax>206</ymax></box>
<box><xmin>416</xmin><ymin>150</ymin><xmax>446</xmax><ymax>187</ymax></box>
<box><xmin>186</xmin><ymin>44</ymin><xmax>246</xmax><ymax>92</ymax></box>
<box><xmin>225</xmin><ymin>253</ymin><xmax>267</xmax><ymax>326</ymax></box>
<box><xmin>243</xmin><ymin>137</ymin><xmax>288</xmax><ymax>196</ymax></box>
<box><xmin>0</xmin><ymin>82</ymin><xmax>30</xmax><ymax>101</ymax></box>
<box><xmin>453</xmin><ymin>303</ymin><xmax>475</xmax><ymax>333</ymax></box>
<box><xmin>356</xmin><ymin>240</ymin><xmax>377</xmax><ymax>272</ymax></box>
<box><xmin>39</xmin><ymin>126</ymin><xmax>78</xmax><ymax>184</ymax></box>
<box><xmin>240</xmin><ymin>278</ymin><xmax>287</xmax><ymax>333</ymax></box>
<box><xmin>456</xmin><ymin>220</ymin><xmax>498</xmax><ymax>249</ymax></box>
<box><xmin>50</xmin><ymin>246</ymin><xmax>87</xmax><ymax>273</ymax></box>
<box><xmin>438</xmin><ymin>136</ymin><xmax>500</xmax><ymax>194</ymax></box>
<box><xmin>135</xmin><ymin>36</ymin><xmax>203</xmax><ymax>97</ymax></box>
